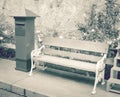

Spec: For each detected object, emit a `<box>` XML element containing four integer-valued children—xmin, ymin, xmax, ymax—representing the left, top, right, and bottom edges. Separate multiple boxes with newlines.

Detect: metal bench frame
<box><xmin>29</xmin><ymin>37</ymin><xmax>109</xmax><ymax>94</ymax></box>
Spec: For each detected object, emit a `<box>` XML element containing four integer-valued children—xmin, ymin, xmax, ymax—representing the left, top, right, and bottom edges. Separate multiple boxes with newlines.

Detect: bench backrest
<box><xmin>42</xmin><ymin>37</ymin><xmax>109</xmax><ymax>63</ymax></box>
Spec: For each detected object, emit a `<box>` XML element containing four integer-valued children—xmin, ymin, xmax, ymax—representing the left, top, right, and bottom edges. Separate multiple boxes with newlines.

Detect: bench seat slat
<box><xmin>33</xmin><ymin>55</ymin><xmax>96</xmax><ymax>72</ymax></box>
<box><xmin>44</xmin><ymin>48</ymin><xmax>102</xmax><ymax>63</ymax></box>
<box><xmin>43</xmin><ymin>37</ymin><xmax>109</xmax><ymax>53</ymax></box>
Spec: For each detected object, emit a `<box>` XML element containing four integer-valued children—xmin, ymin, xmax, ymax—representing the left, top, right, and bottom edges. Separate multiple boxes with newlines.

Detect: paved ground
<box><xmin>0</xmin><ymin>58</ymin><xmax>120</xmax><ymax>97</ymax></box>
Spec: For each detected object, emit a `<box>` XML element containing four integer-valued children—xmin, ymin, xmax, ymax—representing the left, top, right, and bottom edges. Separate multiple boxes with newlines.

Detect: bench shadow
<box><xmin>35</xmin><ymin>65</ymin><xmax>96</xmax><ymax>86</ymax></box>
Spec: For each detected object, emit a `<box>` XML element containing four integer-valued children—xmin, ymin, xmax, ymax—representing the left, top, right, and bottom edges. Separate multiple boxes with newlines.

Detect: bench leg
<box><xmin>38</xmin><ymin>62</ymin><xmax>47</xmax><ymax>70</ymax></box>
<box><xmin>29</xmin><ymin>58</ymin><xmax>36</xmax><ymax>76</ymax></box>
<box><xmin>29</xmin><ymin>60</ymin><xmax>47</xmax><ymax>76</ymax></box>
<box><xmin>92</xmin><ymin>55</ymin><xmax>106</xmax><ymax>94</ymax></box>
<box><xmin>29</xmin><ymin>58</ymin><xmax>34</xmax><ymax>76</ymax></box>
<box><xmin>101</xmin><ymin>70</ymin><xmax>105</xmax><ymax>85</ymax></box>
<box><xmin>92</xmin><ymin>69</ymin><xmax>105</xmax><ymax>94</ymax></box>
<box><xmin>92</xmin><ymin>69</ymin><xmax>99</xmax><ymax>94</ymax></box>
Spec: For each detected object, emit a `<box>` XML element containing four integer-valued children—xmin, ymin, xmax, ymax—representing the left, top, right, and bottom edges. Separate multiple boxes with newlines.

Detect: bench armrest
<box><xmin>96</xmin><ymin>54</ymin><xmax>107</xmax><ymax>71</ymax></box>
<box><xmin>31</xmin><ymin>45</ymin><xmax>45</xmax><ymax>58</ymax></box>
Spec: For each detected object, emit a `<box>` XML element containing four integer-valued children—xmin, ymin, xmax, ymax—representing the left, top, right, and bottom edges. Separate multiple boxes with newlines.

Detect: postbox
<box><xmin>13</xmin><ymin>9</ymin><xmax>39</xmax><ymax>71</ymax></box>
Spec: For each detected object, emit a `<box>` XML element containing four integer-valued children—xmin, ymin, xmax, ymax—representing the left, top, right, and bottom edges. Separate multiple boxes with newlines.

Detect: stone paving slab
<box><xmin>0</xmin><ymin>58</ymin><xmax>120</xmax><ymax>97</ymax></box>
<box><xmin>0</xmin><ymin>59</ymin><xmax>28</xmax><ymax>84</ymax></box>
<box><xmin>0</xmin><ymin>81</ymin><xmax>11</xmax><ymax>91</ymax></box>
<box><xmin>0</xmin><ymin>89</ymin><xmax>24</xmax><ymax>97</ymax></box>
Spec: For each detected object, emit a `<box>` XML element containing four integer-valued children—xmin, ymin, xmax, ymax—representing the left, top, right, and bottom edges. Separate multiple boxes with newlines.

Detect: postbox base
<box><xmin>16</xmin><ymin>59</ymin><xmax>31</xmax><ymax>72</ymax></box>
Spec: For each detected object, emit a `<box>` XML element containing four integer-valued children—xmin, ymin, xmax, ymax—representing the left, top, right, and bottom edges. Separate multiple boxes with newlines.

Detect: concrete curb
<box><xmin>0</xmin><ymin>81</ymin><xmax>49</xmax><ymax>97</ymax></box>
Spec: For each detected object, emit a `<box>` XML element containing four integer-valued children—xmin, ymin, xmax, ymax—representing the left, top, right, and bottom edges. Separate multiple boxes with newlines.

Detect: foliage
<box><xmin>77</xmin><ymin>0</ymin><xmax>120</xmax><ymax>43</ymax></box>
<box><xmin>0</xmin><ymin>13</ymin><xmax>14</xmax><ymax>44</ymax></box>
<box><xmin>0</xmin><ymin>13</ymin><xmax>13</xmax><ymax>33</ymax></box>
<box><xmin>0</xmin><ymin>46</ymin><xmax>15</xmax><ymax>60</ymax></box>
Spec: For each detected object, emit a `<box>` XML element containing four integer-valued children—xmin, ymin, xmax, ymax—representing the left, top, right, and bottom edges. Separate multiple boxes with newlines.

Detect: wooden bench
<box><xmin>29</xmin><ymin>37</ymin><xmax>109</xmax><ymax>94</ymax></box>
